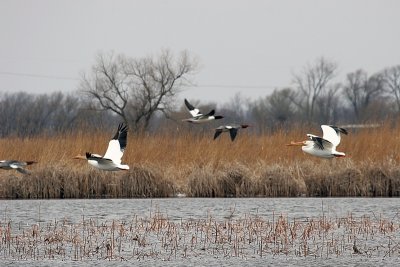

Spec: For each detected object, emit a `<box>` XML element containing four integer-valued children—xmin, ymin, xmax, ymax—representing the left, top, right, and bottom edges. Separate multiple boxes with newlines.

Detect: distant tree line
<box><xmin>0</xmin><ymin>91</ymin><xmax>116</xmax><ymax>137</ymax></box>
<box><xmin>245</xmin><ymin>58</ymin><xmax>400</xmax><ymax>132</ymax></box>
<box><xmin>0</xmin><ymin>51</ymin><xmax>399</xmax><ymax>137</ymax></box>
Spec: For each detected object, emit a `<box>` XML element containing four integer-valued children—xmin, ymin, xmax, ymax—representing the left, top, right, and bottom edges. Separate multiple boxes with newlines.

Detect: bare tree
<box><xmin>80</xmin><ymin>49</ymin><xmax>197</xmax><ymax>131</ymax></box>
<box><xmin>220</xmin><ymin>92</ymin><xmax>250</xmax><ymax>123</ymax></box>
<box><xmin>80</xmin><ymin>52</ymin><xmax>131</xmax><ymax>125</ymax></box>
<box><xmin>342</xmin><ymin>69</ymin><xmax>367</xmax><ymax>120</ymax></box>
<box><xmin>291</xmin><ymin>57</ymin><xmax>338</xmax><ymax>121</ymax></box>
<box><xmin>0</xmin><ymin>92</ymin><xmax>89</xmax><ymax>137</ymax></box>
<box><xmin>342</xmin><ymin>69</ymin><xmax>384</xmax><ymax>121</ymax></box>
<box><xmin>315</xmin><ymin>84</ymin><xmax>341</xmax><ymax>124</ymax></box>
<box><xmin>383</xmin><ymin>65</ymin><xmax>400</xmax><ymax>113</ymax></box>
<box><xmin>249</xmin><ymin>88</ymin><xmax>295</xmax><ymax>132</ymax></box>
<box><xmin>266</xmin><ymin>88</ymin><xmax>296</xmax><ymax>124</ymax></box>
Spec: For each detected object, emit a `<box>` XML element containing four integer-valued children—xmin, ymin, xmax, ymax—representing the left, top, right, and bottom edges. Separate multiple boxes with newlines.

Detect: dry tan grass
<box><xmin>0</xmin><ymin>123</ymin><xmax>400</xmax><ymax>198</ymax></box>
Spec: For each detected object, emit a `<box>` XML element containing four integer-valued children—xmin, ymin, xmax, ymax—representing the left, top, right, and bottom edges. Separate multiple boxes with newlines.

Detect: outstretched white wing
<box><xmin>103</xmin><ymin>123</ymin><xmax>128</xmax><ymax>163</ymax></box>
<box><xmin>321</xmin><ymin>125</ymin><xmax>341</xmax><ymax>147</ymax></box>
<box><xmin>103</xmin><ymin>140</ymin><xmax>123</xmax><ymax>163</ymax></box>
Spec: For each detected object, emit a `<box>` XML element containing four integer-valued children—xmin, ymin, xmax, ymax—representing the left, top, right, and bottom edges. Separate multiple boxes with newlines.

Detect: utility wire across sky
<box><xmin>0</xmin><ymin>71</ymin><xmax>79</xmax><ymax>81</ymax></box>
<box><xmin>0</xmin><ymin>71</ymin><xmax>280</xmax><ymax>89</ymax></box>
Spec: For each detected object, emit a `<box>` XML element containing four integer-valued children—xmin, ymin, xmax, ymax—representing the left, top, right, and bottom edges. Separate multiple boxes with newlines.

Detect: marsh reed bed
<box><xmin>0</xmin><ymin>123</ymin><xmax>400</xmax><ymax>198</ymax></box>
<box><xmin>0</xmin><ymin>209</ymin><xmax>399</xmax><ymax>261</ymax></box>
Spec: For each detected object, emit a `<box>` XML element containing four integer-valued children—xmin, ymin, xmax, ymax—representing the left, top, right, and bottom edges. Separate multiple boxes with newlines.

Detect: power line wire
<box><xmin>190</xmin><ymin>84</ymin><xmax>278</xmax><ymax>89</ymax></box>
<box><xmin>0</xmin><ymin>71</ymin><xmax>79</xmax><ymax>81</ymax></box>
<box><xmin>0</xmin><ymin>71</ymin><xmax>281</xmax><ymax>89</ymax></box>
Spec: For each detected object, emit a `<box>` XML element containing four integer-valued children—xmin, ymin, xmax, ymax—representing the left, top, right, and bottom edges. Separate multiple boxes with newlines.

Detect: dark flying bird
<box><xmin>214</xmin><ymin>124</ymin><xmax>251</xmax><ymax>141</ymax></box>
<box><xmin>0</xmin><ymin>160</ymin><xmax>37</xmax><ymax>174</ymax></box>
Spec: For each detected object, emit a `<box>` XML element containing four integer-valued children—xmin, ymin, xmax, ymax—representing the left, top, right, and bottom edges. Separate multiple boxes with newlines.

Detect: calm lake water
<box><xmin>0</xmin><ymin>198</ymin><xmax>399</xmax><ymax>266</ymax></box>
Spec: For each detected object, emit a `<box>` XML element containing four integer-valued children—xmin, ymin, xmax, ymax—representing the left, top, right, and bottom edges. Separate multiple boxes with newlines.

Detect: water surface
<box><xmin>0</xmin><ymin>198</ymin><xmax>398</xmax><ymax>266</ymax></box>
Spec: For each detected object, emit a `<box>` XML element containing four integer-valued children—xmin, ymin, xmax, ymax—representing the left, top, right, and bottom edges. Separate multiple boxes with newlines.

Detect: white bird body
<box><xmin>74</xmin><ymin>123</ymin><xmax>129</xmax><ymax>171</ymax></box>
<box><xmin>288</xmin><ymin>125</ymin><xmax>348</xmax><ymax>158</ymax></box>
<box><xmin>182</xmin><ymin>99</ymin><xmax>223</xmax><ymax>123</ymax></box>
<box><xmin>301</xmin><ymin>139</ymin><xmax>342</xmax><ymax>158</ymax></box>
<box><xmin>87</xmin><ymin>156</ymin><xmax>128</xmax><ymax>171</ymax></box>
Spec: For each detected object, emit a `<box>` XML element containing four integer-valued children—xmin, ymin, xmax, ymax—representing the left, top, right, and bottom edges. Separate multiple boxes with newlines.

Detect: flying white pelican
<box><xmin>0</xmin><ymin>160</ymin><xmax>37</xmax><ymax>174</ymax></box>
<box><xmin>74</xmin><ymin>123</ymin><xmax>129</xmax><ymax>171</ymax></box>
<box><xmin>214</xmin><ymin>124</ymin><xmax>251</xmax><ymax>141</ymax></box>
<box><xmin>182</xmin><ymin>99</ymin><xmax>224</xmax><ymax>123</ymax></box>
<box><xmin>287</xmin><ymin>125</ymin><xmax>348</xmax><ymax>158</ymax></box>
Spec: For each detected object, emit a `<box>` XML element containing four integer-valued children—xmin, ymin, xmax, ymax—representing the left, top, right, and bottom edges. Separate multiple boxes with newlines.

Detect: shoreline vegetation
<box><xmin>0</xmin><ymin>124</ymin><xmax>399</xmax><ymax>199</ymax></box>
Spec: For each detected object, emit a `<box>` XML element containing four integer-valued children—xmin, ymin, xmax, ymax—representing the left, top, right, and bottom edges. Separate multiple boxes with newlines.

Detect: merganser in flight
<box><xmin>214</xmin><ymin>124</ymin><xmax>251</xmax><ymax>141</ymax></box>
<box><xmin>0</xmin><ymin>160</ymin><xmax>37</xmax><ymax>174</ymax></box>
<box><xmin>74</xmin><ymin>123</ymin><xmax>129</xmax><ymax>171</ymax></box>
<box><xmin>182</xmin><ymin>99</ymin><xmax>224</xmax><ymax>123</ymax></box>
<box><xmin>286</xmin><ymin>125</ymin><xmax>348</xmax><ymax>158</ymax></box>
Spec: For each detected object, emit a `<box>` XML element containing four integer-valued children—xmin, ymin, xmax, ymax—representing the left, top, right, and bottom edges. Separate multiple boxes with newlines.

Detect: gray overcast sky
<box><xmin>1</xmin><ymin>0</ymin><xmax>399</xmax><ymax>103</ymax></box>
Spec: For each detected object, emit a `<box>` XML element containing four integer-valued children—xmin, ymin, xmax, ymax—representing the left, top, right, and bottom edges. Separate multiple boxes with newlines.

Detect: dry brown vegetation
<box><xmin>0</xmin><ymin>210</ymin><xmax>399</xmax><ymax>261</ymax></box>
<box><xmin>0</xmin><ymin>123</ymin><xmax>400</xmax><ymax>198</ymax></box>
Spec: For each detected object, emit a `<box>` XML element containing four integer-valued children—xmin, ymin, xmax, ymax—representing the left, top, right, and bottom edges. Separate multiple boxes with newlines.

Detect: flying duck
<box><xmin>0</xmin><ymin>160</ymin><xmax>37</xmax><ymax>174</ymax></box>
<box><xmin>74</xmin><ymin>123</ymin><xmax>129</xmax><ymax>171</ymax></box>
<box><xmin>286</xmin><ymin>125</ymin><xmax>348</xmax><ymax>158</ymax></box>
<box><xmin>214</xmin><ymin>124</ymin><xmax>251</xmax><ymax>141</ymax></box>
<box><xmin>182</xmin><ymin>99</ymin><xmax>224</xmax><ymax>123</ymax></box>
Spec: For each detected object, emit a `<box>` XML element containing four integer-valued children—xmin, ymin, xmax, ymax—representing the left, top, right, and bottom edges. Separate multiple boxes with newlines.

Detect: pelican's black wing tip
<box><xmin>115</xmin><ymin>123</ymin><xmax>128</xmax><ymax>150</ymax></box>
<box><xmin>338</xmin><ymin>127</ymin><xmax>348</xmax><ymax>135</ymax></box>
<box><xmin>328</xmin><ymin>125</ymin><xmax>348</xmax><ymax>135</ymax></box>
<box><xmin>113</xmin><ymin>123</ymin><xmax>128</xmax><ymax>140</ymax></box>
<box><xmin>184</xmin><ymin>99</ymin><xmax>195</xmax><ymax>111</ymax></box>
<box><xmin>118</xmin><ymin>123</ymin><xmax>128</xmax><ymax>133</ymax></box>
